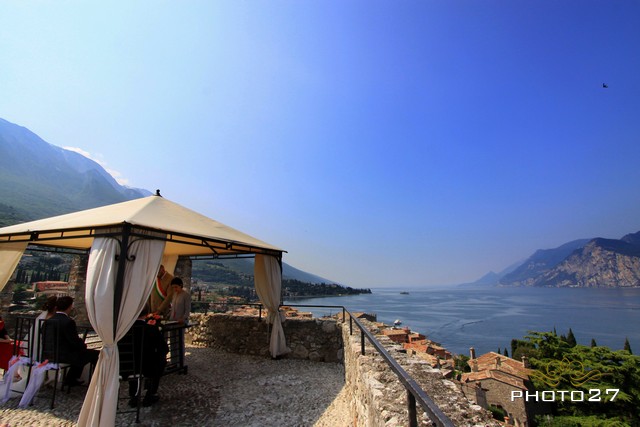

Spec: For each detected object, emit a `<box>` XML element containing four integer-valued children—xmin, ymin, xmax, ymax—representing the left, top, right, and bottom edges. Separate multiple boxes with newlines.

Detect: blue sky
<box><xmin>1</xmin><ymin>1</ymin><xmax>639</xmax><ymax>287</ymax></box>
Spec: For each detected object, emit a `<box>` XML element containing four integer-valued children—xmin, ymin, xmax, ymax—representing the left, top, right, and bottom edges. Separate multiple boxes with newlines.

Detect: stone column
<box><xmin>70</xmin><ymin>254</ymin><xmax>89</xmax><ymax>325</ymax></box>
<box><xmin>174</xmin><ymin>256</ymin><xmax>192</xmax><ymax>292</ymax></box>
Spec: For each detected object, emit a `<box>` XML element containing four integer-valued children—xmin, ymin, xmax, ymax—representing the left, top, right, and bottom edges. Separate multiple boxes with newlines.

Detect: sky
<box><xmin>1</xmin><ymin>1</ymin><xmax>639</xmax><ymax>288</ymax></box>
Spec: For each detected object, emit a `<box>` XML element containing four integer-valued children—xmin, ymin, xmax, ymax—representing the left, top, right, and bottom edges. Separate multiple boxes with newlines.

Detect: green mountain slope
<box><xmin>0</xmin><ymin>117</ymin><xmax>150</xmax><ymax>224</ymax></box>
<box><xmin>0</xmin><ymin>117</ymin><xmax>344</xmax><ymax>288</ymax></box>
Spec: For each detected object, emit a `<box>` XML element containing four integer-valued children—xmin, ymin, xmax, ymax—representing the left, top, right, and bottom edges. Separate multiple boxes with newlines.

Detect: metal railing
<box><xmin>346</xmin><ymin>312</ymin><xmax>455</xmax><ymax>427</ymax></box>
<box><xmin>193</xmin><ymin>301</ymin><xmax>454</xmax><ymax>427</ymax></box>
<box><xmin>286</xmin><ymin>303</ymin><xmax>455</xmax><ymax>426</ymax></box>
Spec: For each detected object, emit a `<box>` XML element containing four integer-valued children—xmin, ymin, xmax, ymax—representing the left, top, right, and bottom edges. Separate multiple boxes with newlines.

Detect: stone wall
<box><xmin>342</xmin><ymin>319</ymin><xmax>501</xmax><ymax>427</ymax></box>
<box><xmin>174</xmin><ymin>257</ymin><xmax>192</xmax><ymax>291</ymax></box>
<box><xmin>188</xmin><ymin>313</ymin><xmax>501</xmax><ymax>426</ymax></box>
<box><xmin>187</xmin><ymin>313</ymin><xmax>343</xmax><ymax>362</ymax></box>
<box><xmin>70</xmin><ymin>254</ymin><xmax>89</xmax><ymax>325</ymax></box>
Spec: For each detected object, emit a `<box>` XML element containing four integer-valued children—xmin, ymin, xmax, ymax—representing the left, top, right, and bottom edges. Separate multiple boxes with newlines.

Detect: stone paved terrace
<box><xmin>0</xmin><ymin>346</ymin><xmax>350</xmax><ymax>427</ymax></box>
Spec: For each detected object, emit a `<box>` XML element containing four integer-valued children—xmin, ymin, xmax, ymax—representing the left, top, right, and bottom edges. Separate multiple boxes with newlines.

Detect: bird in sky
<box><xmin>602</xmin><ymin>83</ymin><xmax>609</xmax><ymax>88</ymax></box>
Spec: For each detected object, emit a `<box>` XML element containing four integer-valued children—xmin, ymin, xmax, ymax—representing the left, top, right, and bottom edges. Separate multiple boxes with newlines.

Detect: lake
<box><xmin>284</xmin><ymin>286</ymin><xmax>640</xmax><ymax>356</ymax></box>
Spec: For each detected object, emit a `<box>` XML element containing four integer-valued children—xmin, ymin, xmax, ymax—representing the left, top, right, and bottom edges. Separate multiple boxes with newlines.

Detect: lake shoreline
<box><xmin>286</xmin><ymin>286</ymin><xmax>640</xmax><ymax>356</ymax></box>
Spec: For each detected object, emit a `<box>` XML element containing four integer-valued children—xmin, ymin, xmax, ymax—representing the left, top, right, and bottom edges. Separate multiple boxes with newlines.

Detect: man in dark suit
<box><xmin>42</xmin><ymin>296</ymin><xmax>99</xmax><ymax>386</ymax></box>
<box><xmin>119</xmin><ymin>307</ymin><xmax>168</xmax><ymax>407</ymax></box>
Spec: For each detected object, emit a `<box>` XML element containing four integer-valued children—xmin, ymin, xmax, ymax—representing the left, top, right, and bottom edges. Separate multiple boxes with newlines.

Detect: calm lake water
<box><xmin>284</xmin><ymin>286</ymin><xmax>640</xmax><ymax>356</ymax></box>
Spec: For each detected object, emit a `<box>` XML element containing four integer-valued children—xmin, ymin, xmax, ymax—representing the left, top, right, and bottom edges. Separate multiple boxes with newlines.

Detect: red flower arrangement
<box><xmin>146</xmin><ymin>313</ymin><xmax>162</xmax><ymax>326</ymax></box>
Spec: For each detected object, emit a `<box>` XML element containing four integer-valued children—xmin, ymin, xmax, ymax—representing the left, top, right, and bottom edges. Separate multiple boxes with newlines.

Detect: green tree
<box><xmin>623</xmin><ymin>338</ymin><xmax>632</xmax><ymax>354</ymax></box>
<box><xmin>519</xmin><ymin>331</ymin><xmax>640</xmax><ymax>425</ymax></box>
<box><xmin>512</xmin><ymin>338</ymin><xmax>539</xmax><ymax>361</ymax></box>
<box><xmin>591</xmin><ymin>338</ymin><xmax>598</xmax><ymax>348</ymax></box>
<box><xmin>536</xmin><ymin>414</ymin><xmax>630</xmax><ymax>426</ymax></box>
<box><xmin>453</xmin><ymin>354</ymin><xmax>470</xmax><ymax>374</ymax></box>
<box><xmin>12</xmin><ymin>284</ymin><xmax>30</xmax><ymax>303</ymax></box>
<box><xmin>488</xmin><ymin>405</ymin><xmax>506</xmax><ymax>421</ymax></box>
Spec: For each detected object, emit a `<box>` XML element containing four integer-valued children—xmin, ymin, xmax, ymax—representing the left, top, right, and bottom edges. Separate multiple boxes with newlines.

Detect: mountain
<box><xmin>192</xmin><ymin>258</ymin><xmax>338</xmax><ymax>285</ymax></box>
<box><xmin>529</xmin><ymin>237</ymin><xmax>640</xmax><ymax>288</ymax></box>
<box><xmin>458</xmin><ymin>259</ymin><xmax>525</xmax><ymax>287</ymax></box>
<box><xmin>0</xmin><ymin>117</ymin><xmax>151</xmax><ymax>226</ymax></box>
<box><xmin>0</xmin><ymin>117</ymin><xmax>338</xmax><ymax>286</ymax></box>
<box><xmin>498</xmin><ymin>239</ymin><xmax>591</xmax><ymax>286</ymax></box>
<box><xmin>496</xmin><ymin>233</ymin><xmax>640</xmax><ymax>288</ymax></box>
<box><xmin>622</xmin><ymin>230</ymin><xmax>640</xmax><ymax>247</ymax></box>
<box><xmin>283</xmin><ymin>263</ymin><xmax>338</xmax><ymax>284</ymax></box>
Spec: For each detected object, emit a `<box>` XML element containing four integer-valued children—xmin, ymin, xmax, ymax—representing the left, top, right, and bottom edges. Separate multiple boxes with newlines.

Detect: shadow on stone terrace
<box><xmin>0</xmin><ymin>346</ymin><xmax>347</xmax><ymax>427</ymax></box>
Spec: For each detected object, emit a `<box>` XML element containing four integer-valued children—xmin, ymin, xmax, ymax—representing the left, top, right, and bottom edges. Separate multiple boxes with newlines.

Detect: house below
<box><xmin>460</xmin><ymin>349</ymin><xmax>548</xmax><ymax>426</ymax></box>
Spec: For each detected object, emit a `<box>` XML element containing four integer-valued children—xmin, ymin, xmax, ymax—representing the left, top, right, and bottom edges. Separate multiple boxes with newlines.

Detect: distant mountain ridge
<box><xmin>499</xmin><ymin>239</ymin><xmax>591</xmax><ymax>286</ymax></box>
<box><xmin>0</xmin><ymin>117</ymin><xmax>337</xmax><ymax>285</ymax></box>
<box><xmin>0</xmin><ymin>117</ymin><xmax>151</xmax><ymax>225</ymax></box>
<box><xmin>193</xmin><ymin>258</ymin><xmax>338</xmax><ymax>285</ymax></box>
<box><xmin>468</xmin><ymin>232</ymin><xmax>640</xmax><ymax>288</ymax></box>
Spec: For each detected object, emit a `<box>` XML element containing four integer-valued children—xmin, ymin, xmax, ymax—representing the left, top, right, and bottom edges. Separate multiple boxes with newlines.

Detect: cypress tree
<box><xmin>590</xmin><ymin>338</ymin><xmax>597</xmax><ymax>348</ymax></box>
<box><xmin>624</xmin><ymin>337</ymin><xmax>632</xmax><ymax>354</ymax></box>
<box><xmin>503</xmin><ymin>348</ymin><xmax>509</xmax><ymax>357</ymax></box>
<box><xmin>566</xmin><ymin>328</ymin><xmax>577</xmax><ymax>347</ymax></box>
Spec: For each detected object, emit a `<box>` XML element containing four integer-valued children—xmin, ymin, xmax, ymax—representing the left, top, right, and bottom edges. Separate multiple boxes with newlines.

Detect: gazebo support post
<box><xmin>278</xmin><ymin>255</ymin><xmax>283</xmax><ymax>305</ymax></box>
<box><xmin>113</xmin><ymin>223</ymin><xmax>132</xmax><ymax>336</ymax></box>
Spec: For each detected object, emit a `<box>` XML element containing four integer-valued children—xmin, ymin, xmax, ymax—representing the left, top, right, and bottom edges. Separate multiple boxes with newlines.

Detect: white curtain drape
<box><xmin>19</xmin><ymin>360</ymin><xmax>57</xmax><ymax>407</ymax></box>
<box><xmin>1</xmin><ymin>356</ymin><xmax>30</xmax><ymax>403</ymax></box>
<box><xmin>77</xmin><ymin>233</ymin><xmax>165</xmax><ymax>427</ymax></box>
<box><xmin>254</xmin><ymin>254</ymin><xmax>290</xmax><ymax>358</ymax></box>
<box><xmin>0</xmin><ymin>242</ymin><xmax>28</xmax><ymax>292</ymax></box>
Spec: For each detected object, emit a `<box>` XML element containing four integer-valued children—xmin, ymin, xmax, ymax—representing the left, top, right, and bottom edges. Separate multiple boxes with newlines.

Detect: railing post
<box><xmin>361</xmin><ymin>330</ymin><xmax>365</xmax><ymax>355</ymax></box>
<box><xmin>259</xmin><ymin>305</ymin><xmax>262</xmax><ymax>321</ymax></box>
<box><xmin>349</xmin><ymin>315</ymin><xmax>353</xmax><ymax>335</ymax></box>
<box><xmin>407</xmin><ymin>390</ymin><xmax>417</xmax><ymax>427</ymax></box>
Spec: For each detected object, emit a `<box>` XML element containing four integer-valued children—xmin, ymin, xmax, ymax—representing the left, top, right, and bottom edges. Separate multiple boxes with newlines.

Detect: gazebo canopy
<box><xmin>0</xmin><ymin>195</ymin><xmax>284</xmax><ymax>258</ymax></box>
<box><xmin>0</xmin><ymin>195</ymin><xmax>288</xmax><ymax>427</ymax></box>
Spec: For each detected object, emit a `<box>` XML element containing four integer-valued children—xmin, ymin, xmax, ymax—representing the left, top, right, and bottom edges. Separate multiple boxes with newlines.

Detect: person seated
<box><xmin>38</xmin><ymin>296</ymin><xmax>58</xmax><ymax>321</ymax></box>
<box><xmin>119</xmin><ymin>307</ymin><xmax>168</xmax><ymax>407</ymax></box>
<box><xmin>0</xmin><ymin>315</ymin><xmax>14</xmax><ymax>371</ymax></box>
<box><xmin>31</xmin><ymin>296</ymin><xmax>58</xmax><ymax>358</ymax></box>
<box><xmin>42</xmin><ymin>296</ymin><xmax>99</xmax><ymax>386</ymax></box>
<box><xmin>0</xmin><ymin>316</ymin><xmax>11</xmax><ymax>343</ymax></box>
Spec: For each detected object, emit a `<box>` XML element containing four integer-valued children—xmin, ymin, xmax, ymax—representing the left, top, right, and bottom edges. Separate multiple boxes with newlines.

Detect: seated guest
<box><xmin>0</xmin><ymin>316</ymin><xmax>11</xmax><ymax>342</ymax></box>
<box><xmin>42</xmin><ymin>296</ymin><xmax>99</xmax><ymax>386</ymax></box>
<box><xmin>0</xmin><ymin>315</ymin><xmax>14</xmax><ymax>370</ymax></box>
<box><xmin>38</xmin><ymin>296</ymin><xmax>58</xmax><ymax>321</ymax></box>
<box><xmin>31</xmin><ymin>296</ymin><xmax>58</xmax><ymax>357</ymax></box>
<box><xmin>119</xmin><ymin>307</ymin><xmax>168</xmax><ymax>407</ymax></box>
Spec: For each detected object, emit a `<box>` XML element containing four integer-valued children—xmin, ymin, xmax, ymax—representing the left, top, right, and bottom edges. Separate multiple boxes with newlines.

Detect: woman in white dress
<box><xmin>30</xmin><ymin>296</ymin><xmax>58</xmax><ymax>361</ymax></box>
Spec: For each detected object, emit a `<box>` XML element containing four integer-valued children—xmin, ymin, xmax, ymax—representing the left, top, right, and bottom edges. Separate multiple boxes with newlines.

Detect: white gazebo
<box><xmin>0</xmin><ymin>194</ymin><xmax>288</xmax><ymax>426</ymax></box>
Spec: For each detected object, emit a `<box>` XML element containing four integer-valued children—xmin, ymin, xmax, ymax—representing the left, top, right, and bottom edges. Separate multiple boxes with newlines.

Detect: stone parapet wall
<box><xmin>342</xmin><ymin>318</ymin><xmax>500</xmax><ymax>427</ymax></box>
<box><xmin>187</xmin><ymin>313</ymin><xmax>343</xmax><ymax>362</ymax></box>
<box><xmin>187</xmin><ymin>313</ymin><xmax>499</xmax><ymax>426</ymax></box>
